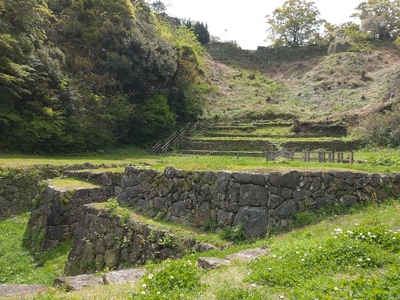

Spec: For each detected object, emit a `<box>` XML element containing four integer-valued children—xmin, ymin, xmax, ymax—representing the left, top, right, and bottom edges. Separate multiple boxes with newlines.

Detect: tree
<box><xmin>352</xmin><ymin>0</ymin><xmax>400</xmax><ymax>40</ymax></box>
<box><xmin>184</xmin><ymin>20</ymin><xmax>210</xmax><ymax>45</ymax></box>
<box><xmin>149</xmin><ymin>0</ymin><xmax>167</xmax><ymax>14</ymax></box>
<box><xmin>265</xmin><ymin>0</ymin><xmax>325</xmax><ymax>47</ymax></box>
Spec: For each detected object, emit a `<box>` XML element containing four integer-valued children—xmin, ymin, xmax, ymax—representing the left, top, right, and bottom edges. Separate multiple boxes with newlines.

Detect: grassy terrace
<box><xmin>1</xmin><ymin>149</ymin><xmax>400</xmax><ymax>299</ymax></box>
<box><xmin>1</xmin><ymin>148</ymin><xmax>400</xmax><ymax>174</ymax></box>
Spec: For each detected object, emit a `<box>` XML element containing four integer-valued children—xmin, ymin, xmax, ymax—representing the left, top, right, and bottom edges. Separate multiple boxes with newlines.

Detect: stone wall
<box><xmin>64</xmin><ymin>205</ymin><xmax>201</xmax><ymax>275</ymax></box>
<box><xmin>0</xmin><ymin>166</ymin><xmax>61</xmax><ymax>217</ymax></box>
<box><xmin>0</xmin><ymin>164</ymin><xmax>122</xmax><ymax>218</ymax></box>
<box><xmin>24</xmin><ymin>171</ymin><xmax>122</xmax><ymax>253</ymax></box>
<box><xmin>118</xmin><ymin>166</ymin><xmax>400</xmax><ymax>239</ymax></box>
<box><xmin>181</xmin><ymin>138</ymin><xmax>361</xmax><ymax>152</ymax></box>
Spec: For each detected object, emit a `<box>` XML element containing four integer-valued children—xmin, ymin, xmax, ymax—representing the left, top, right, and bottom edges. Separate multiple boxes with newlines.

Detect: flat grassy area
<box><xmin>1</xmin><ymin>148</ymin><xmax>400</xmax><ymax>174</ymax></box>
<box><xmin>48</xmin><ymin>178</ymin><xmax>101</xmax><ymax>190</ymax></box>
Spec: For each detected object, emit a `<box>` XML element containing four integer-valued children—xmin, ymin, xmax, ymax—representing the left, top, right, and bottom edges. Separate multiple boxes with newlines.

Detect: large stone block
<box><xmin>281</xmin><ymin>171</ymin><xmax>301</xmax><ymax>189</ymax></box>
<box><xmin>233</xmin><ymin>206</ymin><xmax>269</xmax><ymax>239</ymax></box>
<box><xmin>233</xmin><ymin>172</ymin><xmax>267</xmax><ymax>186</ymax></box>
<box><xmin>239</xmin><ymin>184</ymin><xmax>268</xmax><ymax>207</ymax></box>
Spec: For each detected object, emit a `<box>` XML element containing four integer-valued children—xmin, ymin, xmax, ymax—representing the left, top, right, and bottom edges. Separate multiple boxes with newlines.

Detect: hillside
<box><xmin>201</xmin><ymin>42</ymin><xmax>400</xmax><ymax>127</ymax></box>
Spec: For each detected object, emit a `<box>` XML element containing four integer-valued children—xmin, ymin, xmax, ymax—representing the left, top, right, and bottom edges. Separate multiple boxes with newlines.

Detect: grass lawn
<box><xmin>1</xmin><ymin>148</ymin><xmax>400</xmax><ymax>174</ymax></box>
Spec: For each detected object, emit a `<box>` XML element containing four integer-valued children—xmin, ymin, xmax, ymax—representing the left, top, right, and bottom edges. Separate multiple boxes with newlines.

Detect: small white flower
<box><xmin>301</xmin><ymin>258</ymin><xmax>305</xmax><ymax>262</ymax></box>
<box><xmin>366</xmin><ymin>258</ymin><xmax>371</xmax><ymax>261</ymax></box>
<box><xmin>148</xmin><ymin>273</ymin><xmax>154</xmax><ymax>280</ymax></box>
<box><xmin>358</xmin><ymin>258</ymin><xmax>363</xmax><ymax>262</ymax></box>
<box><xmin>141</xmin><ymin>291</ymin><xmax>146</xmax><ymax>295</ymax></box>
<box><xmin>180</xmin><ymin>294</ymin><xmax>184</xmax><ymax>298</ymax></box>
<box><xmin>251</xmin><ymin>283</ymin><xmax>256</xmax><ymax>287</ymax></box>
<box><xmin>334</xmin><ymin>286</ymin><xmax>339</xmax><ymax>291</ymax></box>
<box><xmin>171</xmin><ymin>275</ymin><xmax>174</xmax><ymax>279</ymax></box>
<box><xmin>279</xmin><ymin>296</ymin><xmax>285</xmax><ymax>299</ymax></box>
<box><xmin>157</xmin><ymin>291</ymin><xmax>161</xmax><ymax>295</ymax></box>
<box><xmin>142</xmin><ymin>283</ymin><xmax>147</xmax><ymax>288</ymax></box>
<box><xmin>296</xmin><ymin>251</ymin><xmax>300</xmax><ymax>255</ymax></box>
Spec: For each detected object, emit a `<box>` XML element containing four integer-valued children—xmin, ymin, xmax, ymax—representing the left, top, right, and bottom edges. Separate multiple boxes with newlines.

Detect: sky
<box><xmin>165</xmin><ymin>0</ymin><xmax>363</xmax><ymax>50</ymax></box>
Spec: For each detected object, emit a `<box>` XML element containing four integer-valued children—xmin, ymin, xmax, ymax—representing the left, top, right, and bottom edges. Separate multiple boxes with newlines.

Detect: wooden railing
<box><xmin>153</xmin><ymin>121</ymin><xmax>204</xmax><ymax>153</ymax></box>
<box><xmin>266</xmin><ymin>149</ymin><xmax>355</xmax><ymax>164</ymax></box>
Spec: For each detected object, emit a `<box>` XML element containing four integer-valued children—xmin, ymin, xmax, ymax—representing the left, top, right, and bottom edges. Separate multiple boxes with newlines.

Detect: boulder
<box><xmin>54</xmin><ymin>274</ymin><xmax>104</xmax><ymax>291</ymax></box>
<box><xmin>0</xmin><ymin>284</ymin><xmax>47</xmax><ymax>297</ymax></box>
<box><xmin>103</xmin><ymin>269</ymin><xmax>146</xmax><ymax>285</ymax></box>
<box><xmin>197</xmin><ymin>257</ymin><xmax>230</xmax><ymax>269</ymax></box>
<box><xmin>233</xmin><ymin>206</ymin><xmax>269</xmax><ymax>239</ymax></box>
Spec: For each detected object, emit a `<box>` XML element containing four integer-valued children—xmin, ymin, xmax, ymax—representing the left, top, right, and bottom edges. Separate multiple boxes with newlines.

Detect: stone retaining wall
<box><xmin>64</xmin><ymin>205</ymin><xmax>200</xmax><ymax>275</ymax></box>
<box><xmin>0</xmin><ymin>166</ymin><xmax>61</xmax><ymax>217</ymax></box>
<box><xmin>118</xmin><ymin>167</ymin><xmax>400</xmax><ymax>238</ymax></box>
<box><xmin>24</xmin><ymin>171</ymin><xmax>122</xmax><ymax>253</ymax></box>
<box><xmin>0</xmin><ymin>164</ymin><xmax>121</xmax><ymax>218</ymax></box>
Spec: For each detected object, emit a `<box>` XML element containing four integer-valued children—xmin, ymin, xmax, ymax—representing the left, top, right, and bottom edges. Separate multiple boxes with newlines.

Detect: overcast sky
<box><xmin>165</xmin><ymin>0</ymin><xmax>363</xmax><ymax>50</ymax></box>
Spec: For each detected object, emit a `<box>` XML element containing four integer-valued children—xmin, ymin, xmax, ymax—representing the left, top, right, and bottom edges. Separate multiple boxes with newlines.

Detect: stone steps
<box><xmin>0</xmin><ymin>247</ymin><xmax>269</xmax><ymax>297</ymax></box>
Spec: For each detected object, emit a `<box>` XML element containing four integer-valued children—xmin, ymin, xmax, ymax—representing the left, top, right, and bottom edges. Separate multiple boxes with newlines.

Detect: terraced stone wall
<box><xmin>64</xmin><ymin>205</ymin><xmax>201</xmax><ymax>275</ymax></box>
<box><xmin>118</xmin><ymin>166</ymin><xmax>400</xmax><ymax>239</ymax></box>
<box><xmin>24</xmin><ymin>172</ymin><xmax>122</xmax><ymax>253</ymax></box>
<box><xmin>0</xmin><ymin>166</ymin><xmax>61</xmax><ymax>217</ymax></box>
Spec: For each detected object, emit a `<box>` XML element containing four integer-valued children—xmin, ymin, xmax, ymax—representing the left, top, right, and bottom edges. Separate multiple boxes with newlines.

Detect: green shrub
<box><xmin>131</xmin><ymin>259</ymin><xmax>205</xmax><ymax>299</ymax></box>
<box><xmin>220</xmin><ymin>225</ymin><xmax>245</xmax><ymax>245</ymax></box>
<box><xmin>365</xmin><ymin>154</ymin><xmax>400</xmax><ymax>167</ymax></box>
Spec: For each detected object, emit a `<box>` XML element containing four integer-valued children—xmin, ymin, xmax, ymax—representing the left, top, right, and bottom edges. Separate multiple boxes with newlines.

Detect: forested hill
<box><xmin>0</xmin><ymin>0</ymin><xmax>207</xmax><ymax>153</ymax></box>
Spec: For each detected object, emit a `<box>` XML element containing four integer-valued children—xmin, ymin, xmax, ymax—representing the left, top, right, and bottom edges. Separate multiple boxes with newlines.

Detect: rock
<box><xmin>54</xmin><ymin>274</ymin><xmax>104</xmax><ymax>291</ymax></box>
<box><xmin>103</xmin><ymin>269</ymin><xmax>146</xmax><ymax>285</ymax></box>
<box><xmin>233</xmin><ymin>172</ymin><xmax>267</xmax><ymax>186</ymax></box>
<box><xmin>233</xmin><ymin>206</ymin><xmax>269</xmax><ymax>239</ymax></box>
<box><xmin>281</xmin><ymin>171</ymin><xmax>301</xmax><ymax>189</ymax></box>
<box><xmin>196</xmin><ymin>257</ymin><xmax>230</xmax><ymax>269</ymax></box>
<box><xmin>226</xmin><ymin>248</ymin><xmax>270</xmax><ymax>261</ymax></box>
<box><xmin>0</xmin><ymin>284</ymin><xmax>48</xmax><ymax>297</ymax></box>
<box><xmin>196</xmin><ymin>243</ymin><xmax>218</xmax><ymax>252</ymax></box>
<box><xmin>341</xmin><ymin>195</ymin><xmax>358</xmax><ymax>206</ymax></box>
<box><xmin>275</xmin><ymin>199</ymin><xmax>304</xmax><ymax>217</ymax></box>
<box><xmin>239</xmin><ymin>184</ymin><xmax>268</xmax><ymax>206</ymax></box>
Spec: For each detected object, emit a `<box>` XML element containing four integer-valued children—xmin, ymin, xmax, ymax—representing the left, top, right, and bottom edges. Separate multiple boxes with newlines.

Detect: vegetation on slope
<box><xmin>0</xmin><ymin>0</ymin><xmax>208</xmax><ymax>153</ymax></box>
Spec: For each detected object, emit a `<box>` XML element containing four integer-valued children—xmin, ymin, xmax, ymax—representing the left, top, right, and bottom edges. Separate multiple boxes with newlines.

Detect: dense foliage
<box><xmin>265</xmin><ymin>0</ymin><xmax>325</xmax><ymax>47</ymax></box>
<box><xmin>0</xmin><ymin>0</ymin><xmax>206</xmax><ymax>153</ymax></box>
<box><xmin>354</xmin><ymin>104</ymin><xmax>400</xmax><ymax>147</ymax></box>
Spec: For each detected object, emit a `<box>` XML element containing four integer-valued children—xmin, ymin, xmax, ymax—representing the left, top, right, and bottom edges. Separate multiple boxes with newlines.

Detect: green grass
<box><xmin>0</xmin><ymin>213</ymin><xmax>71</xmax><ymax>286</ymax></box>
<box><xmin>14</xmin><ymin>199</ymin><xmax>400</xmax><ymax>299</ymax></box>
<box><xmin>2</xmin><ymin>148</ymin><xmax>400</xmax><ymax>174</ymax></box>
<box><xmin>47</xmin><ymin>178</ymin><xmax>101</xmax><ymax>190</ymax></box>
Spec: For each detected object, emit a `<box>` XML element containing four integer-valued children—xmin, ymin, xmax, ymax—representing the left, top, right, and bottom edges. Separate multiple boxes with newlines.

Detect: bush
<box><xmin>131</xmin><ymin>259</ymin><xmax>205</xmax><ymax>299</ymax></box>
<box><xmin>354</xmin><ymin>104</ymin><xmax>400</xmax><ymax>148</ymax></box>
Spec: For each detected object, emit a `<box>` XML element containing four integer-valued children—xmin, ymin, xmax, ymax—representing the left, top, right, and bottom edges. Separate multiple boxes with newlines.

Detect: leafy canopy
<box><xmin>352</xmin><ymin>0</ymin><xmax>400</xmax><ymax>40</ymax></box>
<box><xmin>265</xmin><ymin>0</ymin><xmax>325</xmax><ymax>47</ymax></box>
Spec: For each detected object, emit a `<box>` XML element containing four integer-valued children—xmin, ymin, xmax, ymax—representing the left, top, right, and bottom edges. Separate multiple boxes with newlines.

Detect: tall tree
<box><xmin>352</xmin><ymin>0</ymin><xmax>400</xmax><ymax>40</ymax></box>
<box><xmin>265</xmin><ymin>0</ymin><xmax>325</xmax><ymax>47</ymax></box>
